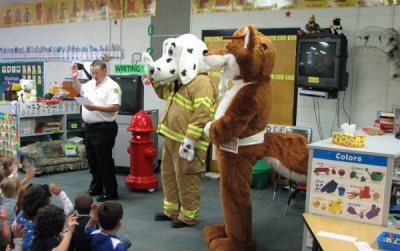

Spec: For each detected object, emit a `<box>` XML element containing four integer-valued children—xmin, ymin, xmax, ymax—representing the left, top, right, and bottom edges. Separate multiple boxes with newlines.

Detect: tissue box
<box><xmin>332</xmin><ymin>132</ymin><xmax>366</xmax><ymax>148</ymax></box>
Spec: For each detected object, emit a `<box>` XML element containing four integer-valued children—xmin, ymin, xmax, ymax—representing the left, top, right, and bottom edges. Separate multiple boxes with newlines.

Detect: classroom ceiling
<box><xmin>0</xmin><ymin>0</ymin><xmax>38</xmax><ymax>6</ymax></box>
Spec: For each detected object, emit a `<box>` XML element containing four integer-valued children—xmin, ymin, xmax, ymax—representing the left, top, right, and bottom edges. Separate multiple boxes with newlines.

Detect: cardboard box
<box><xmin>332</xmin><ymin>132</ymin><xmax>366</xmax><ymax>148</ymax></box>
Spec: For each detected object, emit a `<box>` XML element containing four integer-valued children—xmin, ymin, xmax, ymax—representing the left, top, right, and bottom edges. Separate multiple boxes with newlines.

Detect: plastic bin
<box><xmin>251</xmin><ymin>159</ymin><xmax>271</xmax><ymax>189</ymax></box>
<box><xmin>376</xmin><ymin>231</ymin><xmax>400</xmax><ymax>250</ymax></box>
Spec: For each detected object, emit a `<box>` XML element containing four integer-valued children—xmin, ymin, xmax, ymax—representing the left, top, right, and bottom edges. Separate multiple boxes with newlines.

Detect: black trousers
<box><xmin>85</xmin><ymin>121</ymin><xmax>118</xmax><ymax>196</ymax></box>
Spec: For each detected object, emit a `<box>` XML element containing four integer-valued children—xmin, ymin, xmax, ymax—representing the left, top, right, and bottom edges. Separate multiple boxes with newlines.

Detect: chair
<box><xmin>273</xmin><ymin>126</ymin><xmax>312</xmax><ymax>200</ymax></box>
<box><xmin>283</xmin><ymin>126</ymin><xmax>312</xmax><ymax>214</ymax></box>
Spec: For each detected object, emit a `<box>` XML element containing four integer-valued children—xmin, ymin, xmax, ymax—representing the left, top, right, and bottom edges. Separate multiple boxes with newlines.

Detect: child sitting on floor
<box><xmin>30</xmin><ymin>204</ymin><xmax>78</xmax><ymax>251</ymax></box>
<box><xmin>86</xmin><ymin>201</ymin><xmax>127</xmax><ymax>251</ymax></box>
<box><xmin>0</xmin><ymin>179</ymin><xmax>20</xmax><ymax>231</ymax></box>
<box><xmin>68</xmin><ymin>192</ymin><xmax>93</xmax><ymax>251</ymax></box>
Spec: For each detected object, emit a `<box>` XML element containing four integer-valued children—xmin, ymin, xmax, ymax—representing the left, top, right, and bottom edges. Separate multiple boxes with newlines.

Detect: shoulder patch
<box><xmin>113</xmin><ymin>88</ymin><xmax>119</xmax><ymax>93</ymax></box>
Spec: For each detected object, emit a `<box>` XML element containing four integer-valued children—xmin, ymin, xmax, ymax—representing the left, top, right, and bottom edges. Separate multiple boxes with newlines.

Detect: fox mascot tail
<box><xmin>264</xmin><ymin>132</ymin><xmax>309</xmax><ymax>183</ymax></box>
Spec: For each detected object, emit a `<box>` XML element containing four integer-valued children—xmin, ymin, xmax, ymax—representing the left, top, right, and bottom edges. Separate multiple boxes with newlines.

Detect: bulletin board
<box><xmin>0</xmin><ymin>62</ymin><xmax>44</xmax><ymax>101</ymax></box>
<box><xmin>202</xmin><ymin>28</ymin><xmax>299</xmax><ymax>125</ymax></box>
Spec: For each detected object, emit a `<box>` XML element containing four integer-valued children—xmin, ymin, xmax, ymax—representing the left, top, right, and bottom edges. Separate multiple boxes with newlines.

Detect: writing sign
<box><xmin>114</xmin><ymin>64</ymin><xmax>145</xmax><ymax>74</ymax></box>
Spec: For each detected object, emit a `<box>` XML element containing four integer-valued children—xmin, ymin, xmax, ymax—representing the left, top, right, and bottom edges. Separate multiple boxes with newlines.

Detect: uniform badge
<box><xmin>113</xmin><ymin>88</ymin><xmax>118</xmax><ymax>93</ymax></box>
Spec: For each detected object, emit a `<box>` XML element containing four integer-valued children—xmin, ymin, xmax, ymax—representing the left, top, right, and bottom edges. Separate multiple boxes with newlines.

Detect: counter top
<box><xmin>308</xmin><ymin>132</ymin><xmax>400</xmax><ymax>158</ymax></box>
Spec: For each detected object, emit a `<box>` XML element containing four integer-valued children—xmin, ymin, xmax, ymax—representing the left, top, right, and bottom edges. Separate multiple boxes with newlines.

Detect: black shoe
<box><xmin>96</xmin><ymin>194</ymin><xmax>118</xmax><ymax>202</ymax></box>
<box><xmin>88</xmin><ymin>190</ymin><xmax>103</xmax><ymax>196</ymax></box>
<box><xmin>154</xmin><ymin>212</ymin><xmax>173</xmax><ymax>221</ymax></box>
<box><xmin>171</xmin><ymin>219</ymin><xmax>191</xmax><ymax>228</ymax></box>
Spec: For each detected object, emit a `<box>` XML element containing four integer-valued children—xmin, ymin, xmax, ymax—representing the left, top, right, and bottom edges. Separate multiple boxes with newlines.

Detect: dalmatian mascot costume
<box><xmin>143</xmin><ymin>34</ymin><xmax>218</xmax><ymax>228</ymax></box>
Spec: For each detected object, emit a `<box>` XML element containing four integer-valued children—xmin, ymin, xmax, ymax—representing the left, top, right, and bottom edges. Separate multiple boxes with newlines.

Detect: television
<box><xmin>109</xmin><ymin>75</ymin><xmax>144</xmax><ymax>115</ymax></box>
<box><xmin>295</xmin><ymin>34</ymin><xmax>348</xmax><ymax>92</ymax></box>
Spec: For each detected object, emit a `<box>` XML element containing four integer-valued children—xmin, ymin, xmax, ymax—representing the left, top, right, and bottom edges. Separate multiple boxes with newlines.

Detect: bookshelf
<box><xmin>0</xmin><ymin>101</ymin><xmax>81</xmax><ymax>149</ymax></box>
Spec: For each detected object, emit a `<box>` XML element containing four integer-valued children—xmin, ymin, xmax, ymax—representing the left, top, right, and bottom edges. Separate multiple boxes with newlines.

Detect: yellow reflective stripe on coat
<box><xmin>164</xmin><ymin>200</ymin><xmax>179</xmax><ymax>211</ymax></box>
<box><xmin>187</xmin><ymin>124</ymin><xmax>203</xmax><ymax>137</ymax></box>
<box><xmin>181</xmin><ymin>206</ymin><xmax>200</xmax><ymax>219</ymax></box>
<box><xmin>173</xmin><ymin>93</ymin><xmax>194</xmax><ymax>111</ymax></box>
<box><xmin>157</xmin><ymin>124</ymin><xmax>209</xmax><ymax>151</ymax></box>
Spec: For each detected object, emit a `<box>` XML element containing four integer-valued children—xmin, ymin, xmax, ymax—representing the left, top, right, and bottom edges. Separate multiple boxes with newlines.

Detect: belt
<box><xmin>87</xmin><ymin>121</ymin><xmax>116</xmax><ymax>126</ymax></box>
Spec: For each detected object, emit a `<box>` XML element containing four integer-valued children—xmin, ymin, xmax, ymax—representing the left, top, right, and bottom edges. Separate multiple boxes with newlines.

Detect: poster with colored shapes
<box><xmin>232</xmin><ymin>0</ymin><xmax>255</xmax><ymax>11</ymax></box>
<box><xmin>277</xmin><ymin>0</ymin><xmax>301</xmax><ymax>9</ymax></box>
<box><xmin>3</xmin><ymin>6</ymin><xmax>13</xmax><ymax>28</ymax></box>
<box><xmin>57</xmin><ymin>1</ymin><xmax>69</xmax><ymax>23</ymax></box>
<box><xmin>82</xmin><ymin>0</ymin><xmax>95</xmax><ymax>21</ymax></box>
<box><xmin>22</xmin><ymin>3</ymin><xmax>34</xmax><ymax>26</ymax></box>
<box><xmin>301</xmin><ymin>0</ymin><xmax>328</xmax><ymax>8</ymax></box>
<box><xmin>68</xmin><ymin>0</ymin><xmax>83</xmax><ymax>22</ymax></box>
<box><xmin>45</xmin><ymin>0</ymin><xmax>57</xmax><ymax>25</ymax></box>
<box><xmin>94</xmin><ymin>0</ymin><xmax>109</xmax><ymax>20</ymax></box>
<box><xmin>253</xmin><ymin>0</ymin><xmax>278</xmax><ymax>9</ymax></box>
<box><xmin>109</xmin><ymin>0</ymin><xmax>123</xmax><ymax>19</ymax></box>
<box><xmin>141</xmin><ymin>0</ymin><xmax>156</xmax><ymax>16</ymax></box>
<box><xmin>308</xmin><ymin>149</ymin><xmax>388</xmax><ymax>225</ymax></box>
<box><xmin>13</xmin><ymin>5</ymin><xmax>24</xmax><ymax>26</ymax></box>
<box><xmin>33</xmin><ymin>1</ymin><xmax>45</xmax><ymax>25</ymax></box>
<box><xmin>192</xmin><ymin>0</ymin><xmax>212</xmax><ymax>13</ymax></box>
<box><xmin>123</xmin><ymin>0</ymin><xmax>139</xmax><ymax>18</ymax></box>
<box><xmin>211</xmin><ymin>0</ymin><xmax>233</xmax><ymax>12</ymax></box>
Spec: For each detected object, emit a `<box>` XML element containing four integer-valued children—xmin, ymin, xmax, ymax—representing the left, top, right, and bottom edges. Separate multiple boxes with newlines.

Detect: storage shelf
<box><xmin>21</xmin><ymin>132</ymin><xmax>62</xmax><ymax>138</ymax></box>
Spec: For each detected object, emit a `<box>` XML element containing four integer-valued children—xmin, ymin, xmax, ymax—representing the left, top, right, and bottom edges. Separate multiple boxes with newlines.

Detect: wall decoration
<box><xmin>33</xmin><ymin>1</ymin><xmax>45</xmax><ymax>26</ymax></box>
<box><xmin>232</xmin><ymin>0</ymin><xmax>255</xmax><ymax>12</ymax></box>
<box><xmin>44</xmin><ymin>0</ymin><xmax>57</xmax><ymax>25</ymax></box>
<box><xmin>141</xmin><ymin>0</ymin><xmax>156</xmax><ymax>16</ymax></box>
<box><xmin>109</xmin><ymin>0</ymin><xmax>123</xmax><ymax>19</ymax></box>
<box><xmin>124</xmin><ymin>0</ymin><xmax>140</xmax><ymax>18</ymax></box>
<box><xmin>57</xmin><ymin>1</ymin><xmax>69</xmax><ymax>23</ymax></box>
<box><xmin>352</xmin><ymin>26</ymin><xmax>400</xmax><ymax>79</ymax></box>
<box><xmin>192</xmin><ymin>0</ymin><xmax>212</xmax><ymax>13</ymax></box>
<box><xmin>3</xmin><ymin>5</ymin><xmax>13</xmax><ymax>28</ymax></box>
<box><xmin>94</xmin><ymin>0</ymin><xmax>109</xmax><ymax>20</ymax></box>
<box><xmin>13</xmin><ymin>5</ymin><xmax>24</xmax><ymax>27</ymax></box>
<box><xmin>68</xmin><ymin>0</ymin><xmax>83</xmax><ymax>22</ymax></box>
<box><xmin>22</xmin><ymin>3</ymin><xmax>34</xmax><ymax>26</ymax></box>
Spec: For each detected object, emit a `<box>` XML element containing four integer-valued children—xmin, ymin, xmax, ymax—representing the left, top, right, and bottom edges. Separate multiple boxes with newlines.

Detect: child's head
<box><xmin>34</xmin><ymin>204</ymin><xmax>65</xmax><ymax>239</ymax></box>
<box><xmin>21</xmin><ymin>184</ymin><xmax>52</xmax><ymax>220</ymax></box>
<box><xmin>98</xmin><ymin>201</ymin><xmax>123</xmax><ymax>231</ymax></box>
<box><xmin>74</xmin><ymin>192</ymin><xmax>93</xmax><ymax>215</ymax></box>
<box><xmin>0</xmin><ymin>157</ymin><xmax>14</xmax><ymax>176</ymax></box>
<box><xmin>0</xmin><ymin>169</ymin><xmax>6</xmax><ymax>185</ymax></box>
<box><xmin>1</xmin><ymin>178</ymin><xmax>20</xmax><ymax>198</ymax></box>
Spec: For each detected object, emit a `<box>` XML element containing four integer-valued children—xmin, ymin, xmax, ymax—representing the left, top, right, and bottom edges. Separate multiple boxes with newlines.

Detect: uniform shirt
<box><xmin>80</xmin><ymin>76</ymin><xmax>122</xmax><ymax>123</ymax></box>
<box><xmin>85</xmin><ymin>226</ymin><xmax>126</xmax><ymax>251</ymax></box>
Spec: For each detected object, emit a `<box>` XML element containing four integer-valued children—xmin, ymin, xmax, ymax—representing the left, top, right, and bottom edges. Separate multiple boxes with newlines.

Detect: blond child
<box><xmin>0</xmin><ymin>179</ymin><xmax>20</xmax><ymax>231</ymax></box>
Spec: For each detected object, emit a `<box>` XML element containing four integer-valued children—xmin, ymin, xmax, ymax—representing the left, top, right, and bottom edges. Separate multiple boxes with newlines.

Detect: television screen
<box><xmin>298</xmin><ymin>41</ymin><xmax>336</xmax><ymax>78</ymax></box>
<box><xmin>295</xmin><ymin>34</ymin><xmax>348</xmax><ymax>92</ymax></box>
<box><xmin>109</xmin><ymin>75</ymin><xmax>144</xmax><ymax>115</ymax></box>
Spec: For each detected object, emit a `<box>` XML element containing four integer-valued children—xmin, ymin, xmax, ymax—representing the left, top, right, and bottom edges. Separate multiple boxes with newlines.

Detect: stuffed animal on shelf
<box><xmin>299</xmin><ymin>14</ymin><xmax>320</xmax><ymax>35</ymax></box>
<box><xmin>203</xmin><ymin>25</ymin><xmax>309</xmax><ymax>251</ymax></box>
<box><xmin>17</xmin><ymin>79</ymin><xmax>37</xmax><ymax>103</ymax></box>
<box><xmin>330</xmin><ymin>18</ymin><xmax>343</xmax><ymax>35</ymax></box>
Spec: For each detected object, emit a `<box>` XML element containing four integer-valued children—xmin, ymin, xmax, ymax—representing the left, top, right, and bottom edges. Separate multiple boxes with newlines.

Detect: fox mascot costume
<box><xmin>203</xmin><ymin>25</ymin><xmax>309</xmax><ymax>250</ymax></box>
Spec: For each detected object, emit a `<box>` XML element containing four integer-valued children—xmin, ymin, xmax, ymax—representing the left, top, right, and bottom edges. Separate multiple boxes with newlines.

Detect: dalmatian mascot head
<box><xmin>142</xmin><ymin>34</ymin><xmax>208</xmax><ymax>85</ymax></box>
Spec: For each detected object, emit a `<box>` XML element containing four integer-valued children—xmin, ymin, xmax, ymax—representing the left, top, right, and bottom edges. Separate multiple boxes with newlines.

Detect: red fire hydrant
<box><xmin>125</xmin><ymin>110</ymin><xmax>159</xmax><ymax>192</ymax></box>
